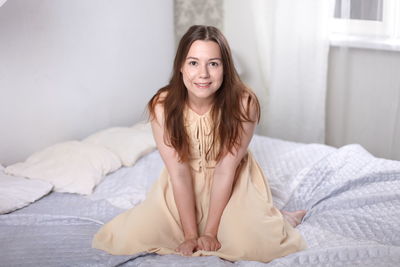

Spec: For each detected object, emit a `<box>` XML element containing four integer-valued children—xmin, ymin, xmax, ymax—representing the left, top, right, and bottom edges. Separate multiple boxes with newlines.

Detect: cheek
<box><xmin>214</xmin><ymin>69</ymin><xmax>224</xmax><ymax>84</ymax></box>
<box><xmin>182</xmin><ymin>67</ymin><xmax>196</xmax><ymax>82</ymax></box>
<box><xmin>181</xmin><ymin>69</ymin><xmax>193</xmax><ymax>88</ymax></box>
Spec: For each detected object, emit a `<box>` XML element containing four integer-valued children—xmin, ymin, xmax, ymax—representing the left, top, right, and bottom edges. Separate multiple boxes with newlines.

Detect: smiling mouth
<box><xmin>194</xmin><ymin>82</ymin><xmax>212</xmax><ymax>88</ymax></box>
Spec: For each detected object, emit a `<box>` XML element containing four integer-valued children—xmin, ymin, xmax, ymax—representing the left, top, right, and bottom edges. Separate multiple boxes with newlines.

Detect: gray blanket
<box><xmin>1</xmin><ymin>140</ymin><xmax>399</xmax><ymax>266</ymax></box>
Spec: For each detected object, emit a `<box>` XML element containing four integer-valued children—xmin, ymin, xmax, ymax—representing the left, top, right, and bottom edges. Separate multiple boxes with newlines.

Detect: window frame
<box><xmin>331</xmin><ymin>0</ymin><xmax>400</xmax><ymax>38</ymax></box>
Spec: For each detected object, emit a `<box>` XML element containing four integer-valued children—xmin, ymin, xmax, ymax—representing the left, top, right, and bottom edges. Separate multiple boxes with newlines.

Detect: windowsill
<box><xmin>329</xmin><ymin>33</ymin><xmax>400</xmax><ymax>52</ymax></box>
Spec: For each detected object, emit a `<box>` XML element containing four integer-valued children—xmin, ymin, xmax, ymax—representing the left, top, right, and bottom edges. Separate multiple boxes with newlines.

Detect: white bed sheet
<box><xmin>1</xmin><ymin>135</ymin><xmax>400</xmax><ymax>267</ymax></box>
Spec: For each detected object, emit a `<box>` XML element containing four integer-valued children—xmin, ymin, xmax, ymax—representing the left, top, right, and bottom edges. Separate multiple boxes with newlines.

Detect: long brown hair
<box><xmin>148</xmin><ymin>25</ymin><xmax>260</xmax><ymax>162</ymax></box>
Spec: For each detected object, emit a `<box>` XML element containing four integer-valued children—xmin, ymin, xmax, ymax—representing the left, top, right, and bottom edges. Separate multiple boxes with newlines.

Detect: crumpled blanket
<box><xmin>1</xmin><ymin>141</ymin><xmax>399</xmax><ymax>266</ymax></box>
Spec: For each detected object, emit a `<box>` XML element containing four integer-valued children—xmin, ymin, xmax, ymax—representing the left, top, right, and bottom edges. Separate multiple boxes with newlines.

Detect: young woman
<box><xmin>92</xmin><ymin>25</ymin><xmax>306</xmax><ymax>262</ymax></box>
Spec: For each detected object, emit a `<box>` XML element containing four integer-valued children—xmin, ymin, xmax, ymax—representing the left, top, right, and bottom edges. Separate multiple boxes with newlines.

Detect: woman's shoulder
<box><xmin>149</xmin><ymin>89</ymin><xmax>169</xmax><ymax>124</ymax></box>
<box><xmin>150</xmin><ymin>89</ymin><xmax>168</xmax><ymax>107</ymax></box>
<box><xmin>158</xmin><ymin>90</ymin><xmax>168</xmax><ymax>100</ymax></box>
<box><xmin>240</xmin><ymin>89</ymin><xmax>257</xmax><ymax>107</ymax></box>
<box><xmin>239</xmin><ymin>89</ymin><xmax>260</xmax><ymax>121</ymax></box>
<box><xmin>154</xmin><ymin>90</ymin><xmax>168</xmax><ymax>109</ymax></box>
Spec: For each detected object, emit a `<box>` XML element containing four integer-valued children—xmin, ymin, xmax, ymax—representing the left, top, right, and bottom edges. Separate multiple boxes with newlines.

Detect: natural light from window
<box><xmin>330</xmin><ymin>0</ymin><xmax>400</xmax><ymax>50</ymax></box>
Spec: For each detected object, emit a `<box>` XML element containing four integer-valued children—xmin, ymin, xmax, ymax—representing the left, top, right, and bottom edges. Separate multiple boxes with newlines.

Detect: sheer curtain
<box><xmin>251</xmin><ymin>0</ymin><xmax>334</xmax><ymax>144</ymax></box>
<box><xmin>250</xmin><ymin>0</ymin><xmax>400</xmax><ymax>160</ymax></box>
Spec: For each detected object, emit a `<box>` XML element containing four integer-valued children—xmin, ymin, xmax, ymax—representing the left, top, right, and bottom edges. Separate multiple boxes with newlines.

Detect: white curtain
<box><xmin>251</xmin><ymin>0</ymin><xmax>334</xmax><ymax>143</ymax></box>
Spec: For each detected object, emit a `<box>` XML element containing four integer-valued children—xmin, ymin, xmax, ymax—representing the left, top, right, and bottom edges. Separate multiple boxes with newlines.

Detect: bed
<box><xmin>1</xmin><ymin>124</ymin><xmax>400</xmax><ymax>267</ymax></box>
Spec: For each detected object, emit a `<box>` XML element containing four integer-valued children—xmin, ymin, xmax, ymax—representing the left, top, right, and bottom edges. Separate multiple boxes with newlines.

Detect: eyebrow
<box><xmin>186</xmin><ymin>56</ymin><xmax>222</xmax><ymax>61</ymax></box>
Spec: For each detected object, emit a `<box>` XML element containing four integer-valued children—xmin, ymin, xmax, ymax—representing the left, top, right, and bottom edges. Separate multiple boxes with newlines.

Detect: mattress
<box><xmin>1</xmin><ymin>135</ymin><xmax>400</xmax><ymax>266</ymax></box>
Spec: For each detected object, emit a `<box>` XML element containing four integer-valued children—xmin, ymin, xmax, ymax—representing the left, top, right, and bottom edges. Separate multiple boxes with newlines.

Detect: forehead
<box><xmin>186</xmin><ymin>40</ymin><xmax>222</xmax><ymax>59</ymax></box>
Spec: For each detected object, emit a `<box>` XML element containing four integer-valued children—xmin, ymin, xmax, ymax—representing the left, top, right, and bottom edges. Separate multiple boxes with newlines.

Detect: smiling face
<box><xmin>181</xmin><ymin>40</ymin><xmax>224</xmax><ymax>106</ymax></box>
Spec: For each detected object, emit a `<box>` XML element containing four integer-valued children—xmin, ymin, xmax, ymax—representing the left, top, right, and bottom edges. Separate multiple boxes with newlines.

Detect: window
<box><xmin>334</xmin><ymin>0</ymin><xmax>383</xmax><ymax>21</ymax></box>
<box><xmin>331</xmin><ymin>0</ymin><xmax>400</xmax><ymax>38</ymax></box>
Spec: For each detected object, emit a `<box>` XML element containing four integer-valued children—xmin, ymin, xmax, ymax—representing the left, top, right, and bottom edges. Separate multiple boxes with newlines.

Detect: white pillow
<box><xmin>0</xmin><ymin>166</ymin><xmax>53</xmax><ymax>214</ymax></box>
<box><xmin>83</xmin><ymin>121</ymin><xmax>156</xmax><ymax>167</ymax></box>
<box><xmin>4</xmin><ymin>141</ymin><xmax>121</xmax><ymax>195</ymax></box>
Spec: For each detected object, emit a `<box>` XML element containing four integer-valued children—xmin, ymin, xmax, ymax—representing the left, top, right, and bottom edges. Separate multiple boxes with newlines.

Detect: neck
<box><xmin>187</xmin><ymin>99</ymin><xmax>214</xmax><ymax>116</ymax></box>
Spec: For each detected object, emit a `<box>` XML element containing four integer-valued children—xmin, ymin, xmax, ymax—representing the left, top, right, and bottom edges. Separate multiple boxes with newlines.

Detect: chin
<box><xmin>196</xmin><ymin>90</ymin><xmax>218</xmax><ymax>97</ymax></box>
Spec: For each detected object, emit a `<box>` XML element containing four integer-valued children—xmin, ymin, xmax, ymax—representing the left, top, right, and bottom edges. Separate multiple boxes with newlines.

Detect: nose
<box><xmin>199</xmin><ymin>63</ymin><xmax>210</xmax><ymax>78</ymax></box>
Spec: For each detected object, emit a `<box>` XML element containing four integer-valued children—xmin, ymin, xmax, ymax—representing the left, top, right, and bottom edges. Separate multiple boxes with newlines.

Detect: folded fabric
<box><xmin>83</xmin><ymin>121</ymin><xmax>156</xmax><ymax>167</ymax></box>
<box><xmin>0</xmin><ymin>165</ymin><xmax>53</xmax><ymax>214</ymax></box>
<box><xmin>5</xmin><ymin>141</ymin><xmax>121</xmax><ymax>195</ymax></box>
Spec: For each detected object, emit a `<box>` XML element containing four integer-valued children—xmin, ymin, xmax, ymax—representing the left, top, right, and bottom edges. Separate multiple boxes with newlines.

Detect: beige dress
<box><xmin>92</xmin><ymin>107</ymin><xmax>306</xmax><ymax>262</ymax></box>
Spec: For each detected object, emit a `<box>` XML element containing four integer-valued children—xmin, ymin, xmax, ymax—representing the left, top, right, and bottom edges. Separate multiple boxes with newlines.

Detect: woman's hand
<box><xmin>175</xmin><ymin>238</ymin><xmax>198</xmax><ymax>256</ymax></box>
<box><xmin>197</xmin><ymin>234</ymin><xmax>221</xmax><ymax>251</ymax></box>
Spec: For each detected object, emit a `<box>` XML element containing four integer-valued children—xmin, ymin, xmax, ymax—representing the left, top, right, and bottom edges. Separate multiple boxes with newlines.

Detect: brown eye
<box><xmin>189</xmin><ymin>61</ymin><xmax>198</xmax><ymax>66</ymax></box>
<box><xmin>209</xmin><ymin>62</ymin><xmax>219</xmax><ymax>67</ymax></box>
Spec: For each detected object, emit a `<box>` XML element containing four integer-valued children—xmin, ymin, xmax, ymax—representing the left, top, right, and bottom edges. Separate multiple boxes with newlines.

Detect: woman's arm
<box><xmin>150</xmin><ymin>103</ymin><xmax>198</xmax><ymax>255</ymax></box>
<box><xmin>198</xmin><ymin>96</ymin><xmax>258</xmax><ymax>251</ymax></box>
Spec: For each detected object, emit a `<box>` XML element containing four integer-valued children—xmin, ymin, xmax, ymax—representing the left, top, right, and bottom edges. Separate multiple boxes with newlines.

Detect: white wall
<box><xmin>0</xmin><ymin>0</ymin><xmax>174</xmax><ymax>165</ymax></box>
<box><xmin>326</xmin><ymin>47</ymin><xmax>400</xmax><ymax>160</ymax></box>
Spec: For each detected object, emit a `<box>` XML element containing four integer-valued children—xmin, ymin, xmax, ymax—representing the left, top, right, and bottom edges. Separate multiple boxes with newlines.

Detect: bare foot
<box><xmin>281</xmin><ymin>210</ymin><xmax>306</xmax><ymax>227</ymax></box>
